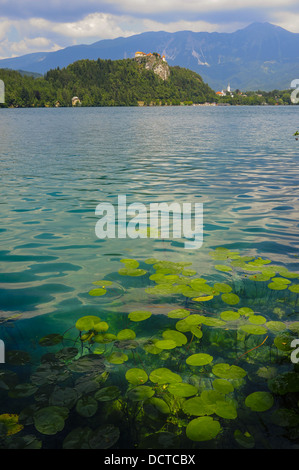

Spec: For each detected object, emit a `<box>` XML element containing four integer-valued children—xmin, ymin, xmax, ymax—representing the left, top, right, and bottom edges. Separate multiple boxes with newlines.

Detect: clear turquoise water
<box><xmin>0</xmin><ymin>106</ymin><xmax>299</xmax><ymax>448</ymax></box>
<box><xmin>1</xmin><ymin>107</ymin><xmax>298</xmax><ymax>322</ymax></box>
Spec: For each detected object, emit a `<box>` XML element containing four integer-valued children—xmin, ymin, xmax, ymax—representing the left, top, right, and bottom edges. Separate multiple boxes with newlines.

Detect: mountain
<box><xmin>1</xmin><ymin>22</ymin><xmax>299</xmax><ymax>91</ymax></box>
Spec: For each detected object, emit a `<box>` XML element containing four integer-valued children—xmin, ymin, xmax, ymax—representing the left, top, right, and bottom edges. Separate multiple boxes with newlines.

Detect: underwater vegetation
<box><xmin>0</xmin><ymin>247</ymin><xmax>299</xmax><ymax>449</ymax></box>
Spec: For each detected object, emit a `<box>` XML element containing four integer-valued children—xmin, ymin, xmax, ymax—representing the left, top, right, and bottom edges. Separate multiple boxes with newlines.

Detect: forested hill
<box><xmin>0</xmin><ymin>58</ymin><xmax>216</xmax><ymax>108</ymax></box>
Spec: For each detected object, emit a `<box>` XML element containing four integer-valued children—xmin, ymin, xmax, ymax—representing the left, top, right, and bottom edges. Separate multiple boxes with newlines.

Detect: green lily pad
<box><xmin>94</xmin><ymin>386</ymin><xmax>121</xmax><ymax>402</ymax></box>
<box><xmin>265</xmin><ymin>321</ymin><xmax>286</xmax><ymax>333</ymax></box>
<box><xmin>220</xmin><ymin>311</ymin><xmax>240</xmax><ymax>321</ymax></box>
<box><xmin>222</xmin><ymin>293</ymin><xmax>240</xmax><ymax>305</ymax></box>
<box><xmin>248</xmin><ymin>315</ymin><xmax>266</xmax><ymax>325</ymax></box>
<box><xmin>125</xmin><ymin>368</ymin><xmax>148</xmax><ymax>386</ymax></box>
<box><xmin>167</xmin><ymin>309</ymin><xmax>190</xmax><ymax>319</ymax></box>
<box><xmin>92</xmin><ymin>280</ymin><xmax>113</xmax><ymax>287</ymax></box>
<box><xmin>75</xmin><ymin>316</ymin><xmax>101</xmax><ymax>331</ymax></box>
<box><xmin>190</xmin><ymin>325</ymin><xmax>203</xmax><ymax>339</ymax></box>
<box><xmin>119</xmin><ymin>268</ymin><xmax>147</xmax><ymax>277</ymax></box>
<box><xmin>289</xmin><ymin>284</ymin><xmax>299</xmax><ymax>293</ymax></box>
<box><xmin>162</xmin><ymin>330</ymin><xmax>188</xmax><ymax>347</ymax></box>
<box><xmin>120</xmin><ymin>259</ymin><xmax>139</xmax><ymax>268</ymax></box>
<box><xmin>167</xmin><ymin>382</ymin><xmax>198</xmax><ymax>398</ymax></box>
<box><xmin>127</xmin><ymin>386</ymin><xmax>155</xmax><ymax>401</ymax></box>
<box><xmin>289</xmin><ymin>322</ymin><xmax>299</xmax><ymax>334</ymax></box>
<box><xmin>212</xmin><ymin>363</ymin><xmax>247</xmax><ymax>379</ymax></box>
<box><xmin>149</xmin><ymin>368</ymin><xmax>182</xmax><ymax>385</ymax></box>
<box><xmin>76</xmin><ymin>396</ymin><xmax>98</xmax><ymax>417</ymax></box>
<box><xmin>234</xmin><ymin>430</ymin><xmax>255</xmax><ymax>449</ymax></box>
<box><xmin>146</xmin><ymin>397</ymin><xmax>170</xmax><ymax>415</ymax></box>
<box><xmin>240</xmin><ymin>324</ymin><xmax>268</xmax><ymax>335</ymax></box>
<box><xmin>117</xmin><ymin>329</ymin><xmax>136</xmax><ymax>341</ymax></box>
<box><xmin>33</xmin><ymin>407</ymin><xmax>68</xmax><ymax>435</ymax></box>
<box><xmin>214</xmin><ymin>265</ymin><xmax>232</xmax><ymax>273</ymax></box>
<box><xmin>186</xmin><ymin>417</ymin><xmax>221</xmax><ymax>442</ymax></box>
<box><xmin>274</xmin><ymin>332</ymin><xmax>295</xmax><ymax>351</ymax></box>
<box><xmin>128</xmin><ymin>310</ymin><xmax>152</xmax><ymax>322</ymax></box>
<box><xmin>94</xmin><ymin>333</ymin><xmax>116</xmax><ymax>344</ymax></box>
<box><xmin>214</xmin><ymin>400</ymin><xmax>237</xmax><ymax>419</ymax></box>
<box><xmin>268</xmin><ymin>282</ymin><xmax>287</xmax><ymax>291</ymax></box>
<box><xmin>238</xmin><ymin>307</ymin><xmax>254</xmax><ymax>316</ymax></box>
<box><xmin>214</xmin><ymin>283</ymin><xmax>232</xmax><ymax>293</ymax></box>
<box><xmin>6</xmin><ymin>350</ymin><xmax>31</xmax><ymax>366</ymax></box>
<box><xmin>212</xmin><ymin>379</ymin><xmax>234</xmax><ymax>394</ymax></box>
<box><xmin>94</xmin><ymin>322</ymin><xmax>109</xmax><ymax>333</ymax></box>
<box><xmin>245</xmin><ymin>391</ymin><xmax>274</xmax><ymax>412</ymax></box>
<box><xmin>8</xmin><ymin>383</ymin><xmax>38</xmax><ymax>399</ymax></box>
<box><xmin>182</xmin><ymin>397</ymin><xmax>212</xmax><ymax>416</ymax></box>
<box><xmin>39</xmin><ymin>334</ymin><xmax>63</xmax><ymax>347</ymax></box>
<box><xmin>155</xmin><ymin>339</ymin><xmax>177</xmax><ymax>350</ymax></box>
<box><xmin>186</xmin><ymin>353</ymin><xmax>213</xmax><ymax>366</ymax></box>
<box><xmin>89</xmin><ymin>288</ymin><xmax>107</xmax><ymax>296</ymax></box>
<box><xmin>143</xmin><ymin>339</ymin><xmax>163</xmax><ymax>355</ymax></box>
<box><xmin>107</xmin><ymin>352</ymin><xmax>128</xmax><ymax>364</ymax></box>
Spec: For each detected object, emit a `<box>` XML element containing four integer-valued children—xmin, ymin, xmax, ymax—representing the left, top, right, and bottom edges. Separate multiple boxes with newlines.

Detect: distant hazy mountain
<box><xmin>1</xmin><ymin>22</ymin><xmax>299</xmax><ymax>91</ymax></box>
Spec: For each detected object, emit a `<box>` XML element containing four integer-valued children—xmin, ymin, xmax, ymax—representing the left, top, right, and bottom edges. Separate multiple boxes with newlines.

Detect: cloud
<box><xmin>1</xmin><ymin>0</ymin><xmax>299</xmax><ymax>59</ymax></box>
<box><xmin>271</xmin><ymin>11</ymin><xmax>299</xmax><ymax>32</ymax></box>
<box><xmin>0</xmin><ymin>0</ymin><xmax>298</xmax><ymax>21</ymax></box>
<box><xmin>29</xmin><ymin>13</ymin><xmax>137</xmax><ymax>39</ymax></box>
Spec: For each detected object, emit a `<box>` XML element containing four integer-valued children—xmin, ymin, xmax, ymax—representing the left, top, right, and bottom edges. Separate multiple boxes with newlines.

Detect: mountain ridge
<box><xmin>1</xmin><ymin>22</ymin><xmax>299</xmax><ymax>91</ymax></box>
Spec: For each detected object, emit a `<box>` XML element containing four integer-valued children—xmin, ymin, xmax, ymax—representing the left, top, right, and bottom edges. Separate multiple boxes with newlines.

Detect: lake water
<box><xmin>0</xmin><ymin>106</ymin><xmax>299</xmax><ymax>449</ymax></box>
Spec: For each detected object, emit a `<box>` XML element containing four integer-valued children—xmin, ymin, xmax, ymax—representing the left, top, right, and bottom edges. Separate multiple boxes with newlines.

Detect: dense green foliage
<box><xmin>217</xmin><ymin>89</ymin><xmax>295</xmax><ymax>106</ymax></box>
<box><xmin>0</xmin><ymin>59</ymin><xmax>215</xmax><ymax>107</ymax></box>
<box><xmin>0</xmin><ymin>59</ymin><xmax>296</xmax><ymax>108</ymax></box>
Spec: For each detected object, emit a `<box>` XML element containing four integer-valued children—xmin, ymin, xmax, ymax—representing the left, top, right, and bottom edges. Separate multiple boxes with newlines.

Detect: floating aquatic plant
<box><xmin>1</xmin><ymin>247</ymin><xmax>299</xmax><ymax>449</ymax></box>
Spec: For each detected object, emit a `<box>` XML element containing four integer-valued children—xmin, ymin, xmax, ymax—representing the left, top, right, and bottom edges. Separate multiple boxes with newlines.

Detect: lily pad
<box><xmin>289</xmin><ymin>284</ymin><xmax>299</xmax><ymax>293</ymax></box>
<box><xmin>182</xmin><ymin>397</ymin><xmax>212</xmax><ymax>416</ymax></box>
<box><xmin>33</xmin><ymin>406</ymin><xmax>68</xmax><ymax>435</ymax></box>
<box><xmin>214</xmin><ymin>265</ymin><xmax>232</xmax><ymax>273</ymax></box>
<box><xmin>186</xmin><ymin>353</ymin><xmax>213</xmax><ymax>366</ymax></box>
<box><xmin>125</xmin><ymin>368</ymin><xmax>148</xmax><ymax>386</ymax></box>
<box><xmin>76</xmin><ymin>396</ymin><xmax>98</xmax><ymax>417</ymax></box>
<box><xmin>213</xmin><ymin>379</ymin><xmax>234</xmax><ymax>394</ymax></box>
<box><xmin>155</xmin><ymin>339</ymin><xmax>177</xmax><ymax>350</ymax></box>
<box><xmin>186</xmin><ymin>416</ymin><xmax>221</xmax><ymax>441</ymax></box>
<box><xmin>127</xmin><ymin>386</ymin><xmax>155</xmax><ymax>401</ymax></box>
<box><xmin>245</xmin><ymin>391</ymin><xmax>274</xmax><ymax>412</ymax></box>
<box><xmin>117</xmin><ymin>329</ymin><xmax>136</xmax><ymax>341</ymax></box>
<box><xmin>75</xmin><ymin>316</ymin><xmax>101</xmax><ymax>331</ymax></box>
<box><xmin>162</xmin><ymin>330</ymin><xmax>188</xmax><ymax>347</ymax></box>
<box><xmin>128</xmin><ymin>310</ymin><xmax>152</xmax><ymax>322</ymax></box>
<box><xmin>222</xmin><ymin>293</ymin><xmax>240</xmax><ymax>305</ymax></box>
<box><xmin>39</xmin><ymin>334</ymin><xmax>63</xmax><ymax>347</ymax></box>
<box><xmin>94</xmin><ymin>386</ymin><xmax>121</xmax><ymax>402</ymax></box>
<box><xmin>212</xmin><ymin>363</ymin><xmax>247</xmax><ymax>379</ymax></box>
<box><xmin>89</xmin><ymin>288</ymin><xmax>107</xmax><ymax>296</ymax></box>
<box><xmin>248</xmin><ymin>315</ymin><xmax>266</xmax><ymax>325</ymax></box>
<box><xmin>167</xmin><ymin>382</ymin><xmax>198</xmax><ymax>398</ymax></box>
<box><xmin>240</xmin><ymin>324</ymin><xmax>268</xmax><ymax>335</ymax></box>
<box><xmin>167</xmin><ymin>308</ymin><xmax>190</xmax><ymax>319</ymax></box>
<box><xmin>220</xmin><ymin>310</ymin><xmax>240</xmax><ymax>321</ymax></box>
<box><xmin>107</xmin><ymin>352</ymin><xmax>128</xmax><ymax>364</ymax></box>
<box><xmin>149</xmin><ymin>368</ymin><xmax>182</xmax><ymax>385</ymax></box>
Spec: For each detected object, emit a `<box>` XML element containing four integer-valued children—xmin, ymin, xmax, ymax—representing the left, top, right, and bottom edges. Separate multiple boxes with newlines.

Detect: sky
<box><xmin>1</xmin><ymin>0</ymin><xmax>299</xmax><ymax>59</ymax></box>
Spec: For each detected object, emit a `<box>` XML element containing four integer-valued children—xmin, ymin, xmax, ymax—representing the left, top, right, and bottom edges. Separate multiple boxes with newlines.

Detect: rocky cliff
<box><xmin>135</xmin><ymin>53</ymin><xmax>170</xmax><ymax>81</ymax></box>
